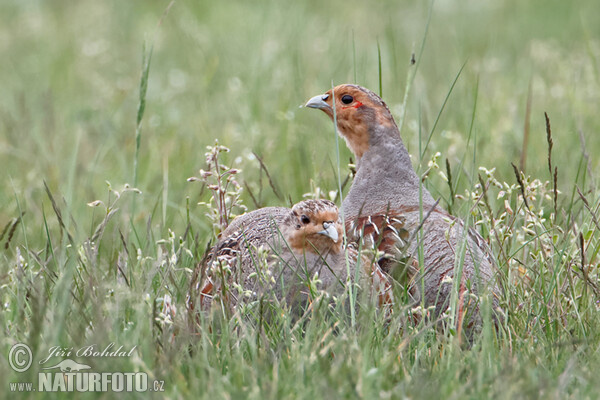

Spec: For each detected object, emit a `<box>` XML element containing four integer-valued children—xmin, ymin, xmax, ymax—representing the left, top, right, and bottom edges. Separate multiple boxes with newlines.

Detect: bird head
<box><xmin>305</xmin><ymin>84</ymin><xmax>398</xmax><ymax>159</ymax></box>
<box><xmin>283</xmin><ymin>199</ymin><xmax>343</xmax><ymax>255</ymax></box>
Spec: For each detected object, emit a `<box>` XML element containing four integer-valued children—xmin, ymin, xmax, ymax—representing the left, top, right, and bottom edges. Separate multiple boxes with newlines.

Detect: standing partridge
<box><xmin>195</xmin><ymin>199</ymin><xmax>390</xmax><ymax>315</ymax></box>
<box><xmin>305</xmin><ymin>84</ymin><xmax>501</xmax><ymax>333</ymax></box>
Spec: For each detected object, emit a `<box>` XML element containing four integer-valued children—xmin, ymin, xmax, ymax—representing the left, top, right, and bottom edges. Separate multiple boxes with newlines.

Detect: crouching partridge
<box><xmin>306</xmin><ymin>84</ymin><xmax>502</xmax><ymax>334</ymax></box>
<box><xmin>192</xmin><ymin>199</ymin><xmax>390</xmax><ymax>316</ymax></box>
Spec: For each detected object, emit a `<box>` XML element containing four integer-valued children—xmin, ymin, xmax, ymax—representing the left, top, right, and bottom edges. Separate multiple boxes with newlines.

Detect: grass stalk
<box><xmin>330</xmin><ymin>82</ymin><xmax>356</xmax><ymax>327</ymax></box>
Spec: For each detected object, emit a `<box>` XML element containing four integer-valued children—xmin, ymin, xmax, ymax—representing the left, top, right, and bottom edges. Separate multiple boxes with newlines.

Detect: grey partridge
<box><xmin>306</xmin><ymin>84</ymin><xmax>501</xmax><ymax>333</ymax></box>
<box><xmin>196</xmin><ymin>199</ymin><xmax>390</xmax><ymax>314</ymax></box>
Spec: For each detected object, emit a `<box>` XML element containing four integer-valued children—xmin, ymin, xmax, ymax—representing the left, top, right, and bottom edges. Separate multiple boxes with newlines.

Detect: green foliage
<box><xmin>1</xmin><ymin>0</ymin><xmax>600</xmax><ymax>398</ymax></box>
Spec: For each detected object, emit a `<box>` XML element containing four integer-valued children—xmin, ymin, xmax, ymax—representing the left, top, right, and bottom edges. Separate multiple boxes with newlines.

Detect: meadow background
<box><xmin>2</xmin><ymin>0</ymin><xmax>600</xmax><ymax>398</ymax></box>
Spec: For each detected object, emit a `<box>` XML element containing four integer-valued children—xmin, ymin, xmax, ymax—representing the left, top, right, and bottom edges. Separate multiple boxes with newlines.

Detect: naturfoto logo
<box><xmin>8</xmin><ymin>343</ymin><xmax>164</xmax><ymax>393</ymax></box>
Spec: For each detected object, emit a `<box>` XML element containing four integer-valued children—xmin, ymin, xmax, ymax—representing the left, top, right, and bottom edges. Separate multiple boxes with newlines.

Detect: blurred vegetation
<box><xmin>2</xmin><ymin>0</ymin><xmax>599</xmax><ymax>230</ymax></box>
<box><xmin>1</xmin><ymin>0</ymin><xmax>600</xmax><ymax>398</ymax></box>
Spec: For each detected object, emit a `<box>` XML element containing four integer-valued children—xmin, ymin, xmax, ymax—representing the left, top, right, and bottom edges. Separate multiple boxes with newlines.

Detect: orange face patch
<box><xmin>286</xmin><ymin>223</ymin><xmax>342</xmax><ymax>255</ymax></box>
<box><xmin>285</xmin><ymin>200</ymin><xmax>342</xmax><ymax>255</ymax></box>
<box><xmin>336</xmin><ymin>110</ymin><xmax>370</xmax><ymax>158</ymax></box>
<box><xmin>314</xmin><ymin>84</ymin><xmax>397</xmax><ymax>159</ymax></box>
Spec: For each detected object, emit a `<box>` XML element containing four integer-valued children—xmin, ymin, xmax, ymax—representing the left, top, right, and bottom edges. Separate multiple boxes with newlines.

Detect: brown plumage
<box><xmin>194</xmin><ymin>199</ymin><xmax>391</xmax><ymax>315</ymax></box>
<box><xmin>306</xmin><ymin>84</ymin><xmax>501</xmax><ymax>334</ymax></box>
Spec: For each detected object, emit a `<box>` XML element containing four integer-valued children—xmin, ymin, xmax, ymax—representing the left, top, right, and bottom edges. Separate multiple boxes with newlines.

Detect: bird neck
<box><xmin>342</xmin><ymin>128</ymin><xmax>436</xmax><ymax>221</ymax></box>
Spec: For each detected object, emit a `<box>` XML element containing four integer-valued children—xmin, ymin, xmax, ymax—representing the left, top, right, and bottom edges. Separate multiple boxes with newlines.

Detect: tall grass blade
<box><xmin>398</xmin><ymin>0</ymin><xmax>434</xmax><ymax>134</ymax></box>
<box><xmin>420</xmin><ymin>61</ymin><xmax>466</xmax><ymax>161</ymax></box>
<box><xmin>377</xmin><ymin>39</ymin><xmax>382</xmax><ymax>97</ymax></box>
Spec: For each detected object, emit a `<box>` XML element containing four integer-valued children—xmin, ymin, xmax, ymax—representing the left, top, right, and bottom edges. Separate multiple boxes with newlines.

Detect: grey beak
<box><xmin>317</xmin><ymin>221</ymin><xmax>339</xmax><ymax>243</ymax></box>
<box><xmin>305</xmin><ymin>93</ymin><xmax>331</xmax><ymax>110</ymax></box>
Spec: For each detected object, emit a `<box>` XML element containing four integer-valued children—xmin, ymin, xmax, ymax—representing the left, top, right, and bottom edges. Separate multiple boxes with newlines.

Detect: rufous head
<box><xmin>282</xmin><ymin>199</ymin><xmax>343</xmax><ymax>255</ymax></box>
<box><xmin>305</xmin><ymin>84</ymin><xmax>398</xmax><ymax>159</ymax></box>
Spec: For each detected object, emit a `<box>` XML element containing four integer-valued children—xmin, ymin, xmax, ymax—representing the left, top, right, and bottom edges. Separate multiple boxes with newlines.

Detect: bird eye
<box><xmin>301</xmin><ymin>215</ymin><xmax>310</xmax><ymax>225</ymax></box>
<box><xmin>341</xmin><ymin>95</ymin><xmax>353</xmax><ymax>104</ymax></box>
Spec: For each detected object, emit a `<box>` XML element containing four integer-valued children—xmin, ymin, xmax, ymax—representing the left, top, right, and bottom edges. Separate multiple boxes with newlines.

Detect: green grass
<box><xmin>2</xmin><ymin>0</ymin><xmax>600</xmax><ymax>398</ymax></box>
